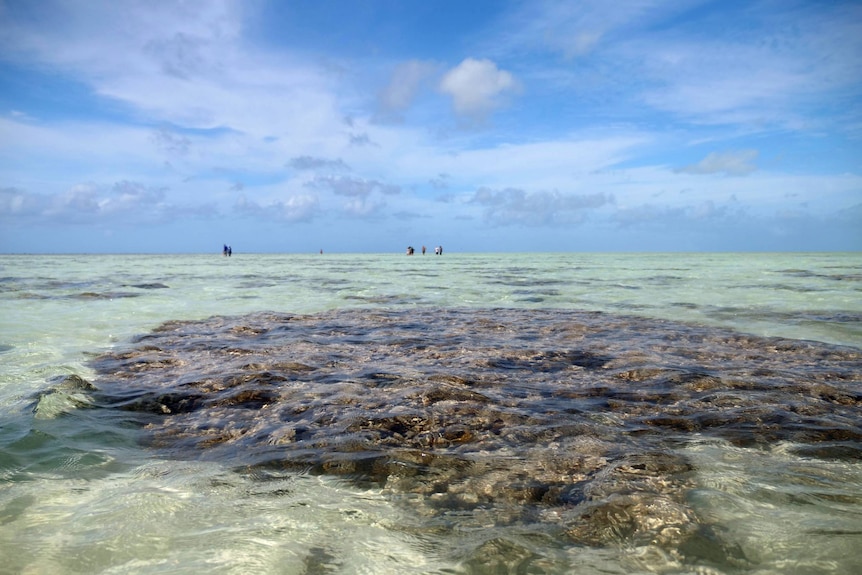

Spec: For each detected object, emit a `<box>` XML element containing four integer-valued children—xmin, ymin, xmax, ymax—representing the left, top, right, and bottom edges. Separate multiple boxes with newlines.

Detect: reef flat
<box><xmin>84</xmin><ymin>308</ymin><xmax>862</xmax><ymax>567</ymax></box>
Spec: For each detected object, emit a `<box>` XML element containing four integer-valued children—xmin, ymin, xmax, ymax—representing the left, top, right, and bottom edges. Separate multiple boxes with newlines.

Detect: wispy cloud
<box><xmin>490</xmin><ymin>0</ymin><xmax>862</xmax><ymax>132</ymax></box>
<box><xmin>490</xmin><ymin>0</ymin><xmax>676</xmax><ymax>59</ymax></box>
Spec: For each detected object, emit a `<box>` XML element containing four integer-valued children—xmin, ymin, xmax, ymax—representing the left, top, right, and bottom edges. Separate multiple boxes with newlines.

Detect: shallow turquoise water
<box><xmin>1</xmin><ymin>252</ymin><xmax>860</xmax><ymax>574</ymax></box>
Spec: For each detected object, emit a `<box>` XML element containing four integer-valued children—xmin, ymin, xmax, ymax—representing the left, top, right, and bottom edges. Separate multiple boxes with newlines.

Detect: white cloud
<box><xmin>234</xmin><ymin>193</ymin><xmax>319</xmax><ymax>222</ymax></box>
<box><xmin>144</xmin><ymin>32</ymin><xmax>213</xmax><ymax>80</ymax></box>
<box><xmin>102</xmin><ymin>181</ymin><xmax>167</xmax><ymax>214</ymax></box>
<box><xmin>342</xmin><ymin>196</ymin><xmax>385</xmax><ymax>217</ymax></box>
<box><xmin>676</xmin><ymin>150</ymin><xmax>759</xmax><ymax>176</ymax></box>
<box><xmin>0</xmin><ymin>1</ymin><xmax>242</xmax><ymax>80</ymax></box>
<box><xmin>151</xmin><ymin>128</ymin><xmax>192</xmax><ymax>156</ymax></box>
<box><xmin>0</xmin><ymin>180</ymin><xmax>213</xmax><ymax>225</ymax></box>
<box><xmin>288</xmin><ymin>156</ymin><xmax>350</xmax><ymax>172</ymax></box>
<box><xmin>308</xmin><ymin>176</ymin><xmax>401</xmax><ymax>198</ymax></box>
<box><xmin>376</xmin><ymin>59</ymin><xmax>438</xmax><ymax>121</ymax></box>
<box><xmin>0</xmin><ymin>187</ymin><xmax>48</xmax><ymax>220</ymax></box>
<box><xmin>0</xmin><ymin>1</ymin><xmax>346</xmax><ymax>138</ymax></box>
<box><xmin>471</xmin><ymin>187</ymin><xmax>612</xmax><ymax>226</ymax></box>
<box><xmin>439</xmin><ymin>58</ymin><xmax>518</xmax><ymax>118</ymax></box>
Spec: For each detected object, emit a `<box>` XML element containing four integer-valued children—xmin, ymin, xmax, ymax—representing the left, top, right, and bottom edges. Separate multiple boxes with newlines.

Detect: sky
<box><xmin>0</xmin><ymin>0</ymin><xmax>860</xmax><ymax>253</ymax></box>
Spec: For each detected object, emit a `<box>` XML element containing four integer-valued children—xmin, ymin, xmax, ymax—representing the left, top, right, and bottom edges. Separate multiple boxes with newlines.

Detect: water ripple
<box><xmin>76</xmin><ymin>307</ymin><xmax>862</xmax><ymax>569</ymax></box>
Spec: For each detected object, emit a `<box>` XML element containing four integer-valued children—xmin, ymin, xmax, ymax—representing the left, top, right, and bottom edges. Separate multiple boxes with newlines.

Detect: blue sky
<box><xmin>0</xmin><ymin>0</ymin><xmax>860</xmax><ymax>253</ymax></box>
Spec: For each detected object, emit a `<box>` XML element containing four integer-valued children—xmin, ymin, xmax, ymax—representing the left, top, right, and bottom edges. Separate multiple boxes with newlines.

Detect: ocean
<box><xmin>0</xmin><ymin>252</ymin><xmax>860</xmax><ymax>574</ymax></box>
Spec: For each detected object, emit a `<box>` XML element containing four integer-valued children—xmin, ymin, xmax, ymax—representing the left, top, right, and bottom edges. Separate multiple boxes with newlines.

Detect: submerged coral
<box><xmin>87</xmin><ymin>308</ymin><xmax>862</xmax><ymax>567</ymax></box>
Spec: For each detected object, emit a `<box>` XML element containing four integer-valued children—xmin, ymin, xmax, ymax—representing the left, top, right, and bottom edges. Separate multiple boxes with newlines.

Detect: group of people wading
<box><xmin>406</xmin><ymin>245</ymin><xmax>443</xmax><ymax>255</ymax></box>
<box><xmin>221</xmin><ymin>244</ymin><xmax>442</xmax><ymax>256</ymax></box>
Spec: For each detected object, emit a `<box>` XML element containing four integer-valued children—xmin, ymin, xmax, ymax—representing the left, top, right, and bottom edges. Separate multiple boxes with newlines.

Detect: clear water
<box><xmin>1</xmin><ymin>252</ymin><xmax>860</xmax><ymax>574</ymax></box>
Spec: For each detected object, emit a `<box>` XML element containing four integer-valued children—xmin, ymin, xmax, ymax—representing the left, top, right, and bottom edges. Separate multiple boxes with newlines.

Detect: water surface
<box><xmin>1</xmin><ymin>252</ymin><xmax>860</xmax><ymax>574</ymax></box>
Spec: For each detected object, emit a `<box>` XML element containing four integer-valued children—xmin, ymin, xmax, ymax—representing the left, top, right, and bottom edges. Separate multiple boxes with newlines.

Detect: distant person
<box><xmin>435</xmin><ymin>245</ymin><xmax>443</xmax><ymax>255</ymax></box>
<box><xmin>228</xmin><ymin>246</ymin><xmax>232</xmax><ymax>257</ymax></box>
<box><xmin>406</xmin><ymin>246</ymin><xmax>414</xmax><ymax>255</ymax></box>
<box><xmin>223</xmin><ymin>244</ymin><xmax>228</xmax><ymax>256</ymax></box>
<box><xmin>422</xmin><ymin>245</ymin><xmax>426</xmax><ymax>255</ymax></box>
